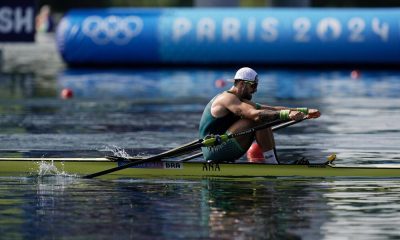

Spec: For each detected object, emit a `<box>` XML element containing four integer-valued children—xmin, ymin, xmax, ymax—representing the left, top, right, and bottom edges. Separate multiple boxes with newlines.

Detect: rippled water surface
<box><xmin>1</xmin><ymin>38</ymin><xmax>400</xmax><ymax>239</ymax></box>
<box><xmin>1</xmin><ymin>177</ymin><xmax>400</xmax><ymax>239</ymax></box>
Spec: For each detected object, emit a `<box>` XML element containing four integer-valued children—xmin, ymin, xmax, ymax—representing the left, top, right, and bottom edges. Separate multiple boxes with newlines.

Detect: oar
<box><xmin>83</xmin><ymin>118</ymin><xmax>287</xmax><ymax>179</ymax></box>
<box><xmin>179</xmin><ymin>152</ymin><xmax>203</xmax><ymax>162</ymax></box>
<box><xmin>105</xmin><ymin>138</ymin><xmax>202</xmax><ymax>162</ymax></box>
<box><xmin>271</xmin><ymin>116</ymin><xmax>308</xmax><ymax>131</ymax></box>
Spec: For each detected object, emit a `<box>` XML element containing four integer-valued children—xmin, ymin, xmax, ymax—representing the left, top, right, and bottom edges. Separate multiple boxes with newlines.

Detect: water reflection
<box><xmin>1</xmin><ymin>173</ymin><xmax>400</xmax><ymax>240</ymax></box>
<box><xmin>275</xmin><ymin>70</ymin><xmax>400</xmax><ymax>99</ymax></box>
<box><xmin>319</xmin><ymin>180</ymin><xmax>400</xmax><ymax>239</ymax></box>
<box><xmin>0</xmin><ymin>72</ymin><xmax>56</xmax><ymax>99</ymax></box>
<box><xmin>1</xmin><ymin>176</ymin><xmax>395</xmax><ymax>239</ymax></box>
<box><xmin>200</xmin><ymin>178</ymin><xmax>325</xmax><ymax>239</ymax></box>
<box><xmin>1</xmin><ymin>68</ymin><xmax>400</xmax><ymax>103</ymax></box>
<box><xmin>57</xmin><ymin>69</ymin><xmax>230</xmax><ymax>101</ymax></box>
<box><xmin>57</xmin><ymin>69</ymin><xmax>400</xmax><ymax>101</ymax></box>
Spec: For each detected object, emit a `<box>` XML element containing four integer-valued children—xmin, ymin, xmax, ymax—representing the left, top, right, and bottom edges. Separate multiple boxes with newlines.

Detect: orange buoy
<box><xmin>350</xmin><ymin>70</ymin><xmax>361</xmax><ymax>80</ymax></box>
<box><xmin>61</xmin><ymin>88</ymin><xmax>73</xmax><ymax>99</ymax></box>
<box><xmin>247</xmin><ymin>142</ymin><xmax>265</xmax><ymax>163</ymax></box>
<box><xmin>214</xmin><ymin>79</ymin><xmax>226</xmax><ymax>88</ymax></box>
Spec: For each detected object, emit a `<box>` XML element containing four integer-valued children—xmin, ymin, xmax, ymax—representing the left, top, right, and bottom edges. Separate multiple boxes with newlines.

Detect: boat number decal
<box><xmin>119</xmin><ymin>161</ymin><xmax>164</xmax><ymax>169</ymax></box>
<box><xmin>202</xmin><ymin>163</ymin><xmax>221</xmax><ymax>172</ymax></box>
<box><xmin>307</xmin><ymin>165</ymin><xmax>327</xmax><ymax>168</ymax></box>
<box><xmin>118</xmin><ymin>161</ymin><xmax>182</xmax><ymax>169</ymax></box>
<box><xmin>164</xmin><ymin>162</ymin><xmax>183</xmax><ymax>169</ymax></box>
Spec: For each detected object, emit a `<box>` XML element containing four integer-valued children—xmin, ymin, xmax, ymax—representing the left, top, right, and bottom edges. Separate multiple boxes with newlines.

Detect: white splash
<box><xmin>103</xmin><ymin>145</ymin><xmax>131</xmax><ymax>158</ymax></box>
<box><xmin>36</xmin><ymin>160</ymin><xmax>71</xmax><ymax>177</ymax></box>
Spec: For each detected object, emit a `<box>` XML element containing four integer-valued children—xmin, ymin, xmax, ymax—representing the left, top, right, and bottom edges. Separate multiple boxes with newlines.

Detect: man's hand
<box><xmin>307</xmin><ymin>109</ymin><xmax>321</xmax><ymax>119</ymax></box>
<box><xmin>289</xmin><ymin>111</ymin><xmax>304</xmax><ymax>121</ymax></box>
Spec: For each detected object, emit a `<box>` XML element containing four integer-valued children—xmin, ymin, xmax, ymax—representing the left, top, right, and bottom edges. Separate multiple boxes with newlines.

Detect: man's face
<box><xmin>241</xmin><ymin>80</ymin><xmax>258</xmax><ymax>100</ymax></box>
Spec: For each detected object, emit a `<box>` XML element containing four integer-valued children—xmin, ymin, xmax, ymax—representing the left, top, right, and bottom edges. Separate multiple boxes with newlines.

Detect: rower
<box><xmin>198</xmin><ymin>67</ymin><xmax>321</xmax><ymax>164</ymax></box>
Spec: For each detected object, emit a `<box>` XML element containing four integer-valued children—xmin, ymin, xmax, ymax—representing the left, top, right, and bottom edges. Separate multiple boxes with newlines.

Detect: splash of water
<box><xmin>103</xmin><ymin>145</ymin><xmax>131</xmax><ymax>158</ymax></box>
<box><xmin>35</xmin><ymin>160</ymin><xmax>73</xmax><ymax>177</ymax></box>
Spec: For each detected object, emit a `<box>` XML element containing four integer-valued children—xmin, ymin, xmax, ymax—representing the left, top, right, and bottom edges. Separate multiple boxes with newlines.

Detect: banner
<box><xmin>56</xmin><ymin>8</ymin><xmax>400</xmax><ymax>65</ymax></box>
<box><xmin>0</xmin><ymin>0</ymin><xmax>35</xmax><ymax>42</ymax></box>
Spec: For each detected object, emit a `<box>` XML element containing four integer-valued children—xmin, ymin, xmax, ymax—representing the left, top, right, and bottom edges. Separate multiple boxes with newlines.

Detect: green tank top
<box><xmin>199</xmin><ymin>93</ymin><xmax>240</xmax><ymax>138</ymax></box>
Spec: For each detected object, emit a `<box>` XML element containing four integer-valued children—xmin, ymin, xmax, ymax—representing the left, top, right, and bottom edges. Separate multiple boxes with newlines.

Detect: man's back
<box><xmin>198</xmin><ymin>92</ymin><xmax>240</xmax><ymax>138</ymax></box>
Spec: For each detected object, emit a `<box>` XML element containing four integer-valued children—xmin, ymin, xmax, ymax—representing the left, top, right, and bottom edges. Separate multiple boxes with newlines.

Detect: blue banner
<box><xmin>0</xmin><ymin>0</ymin><xmax>35</xmax><ymax>42</ymax></box>
<box><xmin>56</xmin><ymin>8</ymin><xmax>400</xmax><ymax>65</ymax></box>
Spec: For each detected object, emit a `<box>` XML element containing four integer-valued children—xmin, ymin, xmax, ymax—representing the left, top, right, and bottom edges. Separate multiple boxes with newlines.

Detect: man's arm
<box><xmin>242</xmin><ymin>100</ymin><xmax>321</xmax><ymax>119</ymax></box>
<box><xmin>223</xmin><ymin>95</ymin><xmax>304</xmax><ymax>122</ymax></box>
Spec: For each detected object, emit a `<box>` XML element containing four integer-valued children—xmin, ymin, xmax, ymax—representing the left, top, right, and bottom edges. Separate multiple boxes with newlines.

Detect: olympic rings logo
<box><xmin>82</xmin><ymin>15</ymin><xmax>143</xmax><ymax>45</ymax></box>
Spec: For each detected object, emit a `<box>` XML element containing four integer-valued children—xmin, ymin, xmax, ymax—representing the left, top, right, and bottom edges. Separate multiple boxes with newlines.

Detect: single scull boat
<box><xmin>0</xmin><ymin>157</ymin><xmax>399</xmax><ymax>179</ymax></box>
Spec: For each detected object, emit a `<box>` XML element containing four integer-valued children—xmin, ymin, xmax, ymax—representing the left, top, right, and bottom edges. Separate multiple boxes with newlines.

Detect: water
<box><xmin>1</xmin><ymin>35</ymin><xmax>400</xmax><ymax>239</ymax></box>
<box><xmin>1</xmin><ymin>177</ymin><xmax>400</xmax><ymax>239</ymax></box>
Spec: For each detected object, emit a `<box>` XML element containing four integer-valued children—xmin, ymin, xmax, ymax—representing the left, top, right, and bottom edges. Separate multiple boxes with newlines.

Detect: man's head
<box><xmin>233</xmin><ymin>67</ymin><xmax>259</xmax><ymax>100</ymax></box>
<box><xmin>234</xmin><ymin>67</ymin><xmax>258</xmax><ymax>82</ymax></box>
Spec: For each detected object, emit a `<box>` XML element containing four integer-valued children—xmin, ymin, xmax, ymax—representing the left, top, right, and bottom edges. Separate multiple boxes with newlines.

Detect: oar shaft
<box><xmin>84</xmin><ymin>141</ymin><xmax>204</xmax><ymax>179</ymax></box>
<box><xmin>271</xmin><ymin>117</ymin><xmax>306</xmax><ymax>132</ymax></box>
<box><xmin>228</xmin><ymin>119</ymin><xmax>284</xmax><ymax>139</ymax></box>
<box><xmin>179</xmin><ymin>152</ymin><xmax>203</xmax><ymax>162</ymax></box>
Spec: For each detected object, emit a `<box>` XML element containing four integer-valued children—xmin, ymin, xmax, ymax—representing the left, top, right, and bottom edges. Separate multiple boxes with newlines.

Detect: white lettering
<box><xmin>293</xmin><ymin>17</ymin><xmax>311</xmax><ymax>42</ymax></box>
<box><xmin>247</xmin><ymin>17</ymin><xmax>256</xmax><ymax>41</ymax></box>
<box><xmin>222</xmin><ymin>17</ymin><xmax>240</xmax><ymax>42</ymax></box>
<box><xmin>197</xmin><ymin>17</ymin><xmax>215</xmax><ymax>42</ymax></box>
<box><xmin>0</xmin><ymin>7</ymin><xmax>34</xmax><ymax>34</ymax></box>
<box><xmin>261</xmin><ymin>17</ymin><xmax>278</xmax><ymax>42</ymax></box>
<box><xmin>172</xmin><ymin>17</ymin><xmax>192</xmax><ymax>42</ymax></box>
<box><xmin>0</xmin><ymin>7</ymin><xmax>13</xmax><ymax>33</ymax></box>
<box><xmin>348</xmin><ymin>17</ymin><xmax>365</xmax><ymax>42</ymax></box>
<box><xmin>372</xmin><ymin>18</ymin><xmax>389</xmax><ymax>42</ymax></box>
<box><xmin>14</xmin><ymin>7</ymin><xmax>33</xmax><ymax>33</ymax></box>
<box><xmin>317</xmin><ymin>17</ymin><xmax>341</xmax><ymax>41</ymax></box>
<box><xmin>169</xmin><ymin>15</ymin><xmax>392</xmax><ymax>44</ymax></box>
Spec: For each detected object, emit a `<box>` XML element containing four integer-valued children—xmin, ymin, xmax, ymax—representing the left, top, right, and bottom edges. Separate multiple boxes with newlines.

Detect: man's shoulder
<box><xmin>220</xmin><ymin>91</ymin><xmax>238</xmax><ymax>99</ymax></box>
<box><xmin>213</xmin><ymin>92</ymin><xmax>243</xmax><ymax>111</ymax></box>
<box><xmin>214</xmin><ymin>91</ymin><xmax>237</xmax><ymax>103</ymax></box>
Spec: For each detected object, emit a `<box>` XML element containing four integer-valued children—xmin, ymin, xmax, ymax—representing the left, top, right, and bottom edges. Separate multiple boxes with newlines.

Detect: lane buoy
<box><xmin>350</xmin><ymin>70</ymin><xmax>361</xmax><ymax>80</ymax></box>
<box><xmin>214</xmin><ymin>79</ymin><xmax>226</xmax><ymax>88</ymax></box>
<box><xmin>61</xmin><ymin>88</ymin><xmax>73</xmax><ymax>99</ymax></box>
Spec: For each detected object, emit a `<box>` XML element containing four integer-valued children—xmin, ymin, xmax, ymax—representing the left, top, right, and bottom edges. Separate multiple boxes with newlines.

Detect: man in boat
<box><xmin>199</xmin><ymin>67</ymin><xmax>320</xmax><ymax>164</ymax></box>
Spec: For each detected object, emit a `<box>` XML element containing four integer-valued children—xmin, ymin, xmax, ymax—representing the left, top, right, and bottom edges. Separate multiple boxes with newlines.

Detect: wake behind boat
<box><xmin>1</xmin><ymin>156</ymin><xmax>400</xmax><ymax>179</ymax></box>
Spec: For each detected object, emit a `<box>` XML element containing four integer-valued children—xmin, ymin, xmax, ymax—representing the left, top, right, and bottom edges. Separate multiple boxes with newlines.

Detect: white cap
<box><xmin>234</xmin><ymin>67</ymin><xmax>258</xmax><ymax>82</ymax></box>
